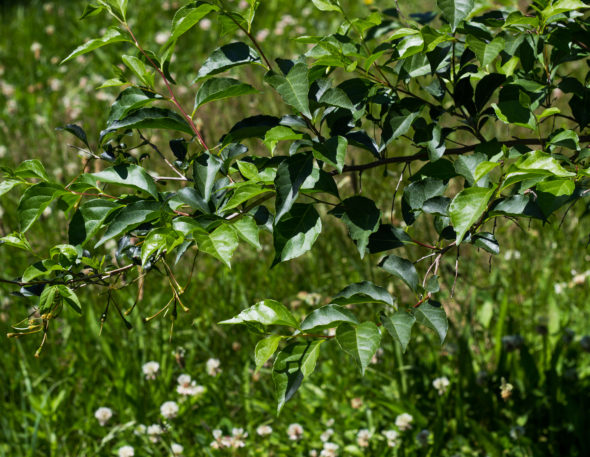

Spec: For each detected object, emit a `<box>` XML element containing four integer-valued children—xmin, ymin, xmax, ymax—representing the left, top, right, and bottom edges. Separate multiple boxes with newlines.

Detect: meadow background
<box><xmin>1</xmin><ymin>0</ymin><xmax>590</xmax><ymax>456</ymax></box>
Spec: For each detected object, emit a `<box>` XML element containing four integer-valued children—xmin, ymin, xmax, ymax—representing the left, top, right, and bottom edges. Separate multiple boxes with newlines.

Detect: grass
<box><xmin>1</xmin><ymin>0</ymin><xmax>590</xmax><ymax>456</ymax></box>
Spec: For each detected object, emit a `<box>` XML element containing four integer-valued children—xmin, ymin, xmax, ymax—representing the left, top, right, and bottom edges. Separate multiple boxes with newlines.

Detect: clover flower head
<box><xmin>160</xmin><ymin>401</ymin><xmax>179</xmax><ymax>419</ymax></box>
<box><xmin>395</xmin><ymin>413</ymin><xmax>414</xmax><ymax>431</ymax></box>
<box><xmin>432</xmin><ymin>376</ymin><xmax>450</xmax><ymax>395</ymax></box>
<box><xmin>287</xmin><ymin>423</ymin><xmax>304</xmax><ymax>440</ymax></box>
<box><xmin>142</xmin><ymin>361</ymin><xmax>160</xmax><ymax>380</ymax></box>
<box><xmin>117</xmin><ymin>445</ymin><xmax>134</xmax><ymax>457</ymax></box>
<box><xmin>94</xmin><ymin>407</ymin><xmax>113</xmax><ymax>426</ymax></box>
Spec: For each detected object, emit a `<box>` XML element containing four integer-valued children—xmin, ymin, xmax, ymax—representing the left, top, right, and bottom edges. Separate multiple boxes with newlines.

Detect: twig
<box><xmin>138</xmin><ymin>131</ymin><xmax>187</xmax><ymax>180</ymax></box>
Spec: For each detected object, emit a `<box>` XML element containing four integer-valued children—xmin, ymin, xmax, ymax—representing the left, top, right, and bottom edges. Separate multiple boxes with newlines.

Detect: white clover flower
<box><xmin>212</xmin><ymin>429</ymin><xmax>223</xmax><ymax>440</ymax></box>
<box><xmin>256</xmin><ymin>425</ymin><xmax>273</xmax><ymax>436</ymax></box>
<box><xmin>320</xmin><ymin>428</ymin><xmax>334</xmax><ymax>442</ymax></box>
<box><xmin>350</xmin><ymin>397</ymin><xmax>363</xmax><ymax>409</ymax></box>
<box><xmin>118</xmin><ymin>445</ymin><xmax>134</xmax><ymax>457</ymax></box>
<box><xmin>554</xmin><ymin>282</ymin><xmax>566</xmax><ymax>294</ymax></box>
<box><xmin>395</xmin><ymin>413</ymin><xmax>413</xmax><ymax>431</ymax></box>
<box><xmin>177</xmin><ymin>374</ymin><xmax>191</xmax><ymax>386</ymax></box>
<box><xmin>357</xmin><ymin>429</ymin><xmax>371</xmax><ymax>447</ymax></box>
<box><xmin>142</xmin><ymin>361</ymin><xmax>160</xmax><ymax>380</ymax></box>
<box><xmin>171</xmin><ymin>443</ymin><xmax>184</xmax><ymax>455</ymax></box>
<box><xmin>134</xmin><ymin>424</ymin><xmax>146</xmax><ymax>436</ymax></box>
<box><xmin>325</xmin><ymin>418</ymin><xmax>335</xmax><ymax>427</ymax></box>
<box><xmin>161</xmin><ymin>401</ymin><xmax>179</xmax><ymax>419</ymax></box>
<box><xmin>320</xmin><ymin>442</ymin><xmax>339</xmax><ymax>457</ymax></box>
<box><xmin>287</xmin><ymin>423</ymin><xmax>304</xmax><ymax>440</ymax></box>
<box><xmin>45</xmin><ymin>25</ymin><xmax>55</xmax><ymax>35</ymax></box>
<box><xmin>147</xmin><ymin>424</ymin><xmax>164</xmax><ymax>443</ymax></box>
<box><xmin>382</xmin><ymin>429</ymin><xmax>399</xmax><ymax>447</ymax></box>
<box><xmin>309</xmin><ymin>451</ymin><xmax>318</xmax><ymax>457</ymax></box>
<box><xmin>432</xmin><ymin>376</ymin><xmax>450</xmax><ymax>395</ymax></box>
<box><xmin>30</xmin><ymin>42</ymin><xmax>42</xmax><ymax>58</ymax></box>
<box><xmin>94</xmin><ymin>407</ymin><xmax>113</xmax><ymax>426</ymax></box>
<box><xmin>206</xmin><ymin>358</ymin><xmax>221</xmax><ymax>376</ymax></box>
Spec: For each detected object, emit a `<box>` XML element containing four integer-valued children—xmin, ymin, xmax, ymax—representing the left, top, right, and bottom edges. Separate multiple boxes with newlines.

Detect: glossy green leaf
<box><xmin>61</xmin><ymin>27</ymin><xmax>130</xmax><ymax>64</ymax></box>
<box><xmin>0</xmin><ymin>180</ymin><xmax>24</xmax><ymax>197</ymax></box>
<box><xmin>265</xmin><ymin>63</ymin><xmax>311</xmax><ymax>118</ymax></box>
<box><xmin>91</xmin><ymin>165</ymin><xmax>158</xmax><ymax>199</ymax></box>
<box><xmin>220</xmin><ymin>299</ymin><xmax>300</xmax><ymax>328</ymax></box>
<box><xmin>169</xmin><ymin>1</ymin><xmax>218</xmax><ymax>42</ymax></box>
<box><xmin>502</xmin><ymin>151</ymin><xmax>575</xmax><ymax>190</ymax></box>
<box><xmin>100</xmin><ymin>108</ymin><xmax>193</xmax><ymax>143</ymax></box>
<box><xmin>194</xmin><ymin>77</ymin><xmax>257</xmax><ymax>110</ymax></box>
<box><xmin>0</xmin><ymin>233</ymin><xmax>33</xmax><ymax>252</ymax></box>
<box><xmin>224</xmin><ymin>183</ymin><xmax>269</xmax><ymax>211</ymax></box>
<box><xmin>311</xmin><ymin>0</ymin><xmax>341</xmax><ymax>11</ymax></box>
<box><xmin>312</xmin><ymin>136</ymin><xmax>347</xmax><ymax>173</ymax></box>
<box><xmin>193</xmin><ymin>152</ymin><xmax>223</xmax><ymax>202</ymax></box>
<box><xmin>415</xmin><ymin>302</ymin><xmax>448</xmax><ymax>344</ymax></box>
<box><xmin>437</xmin><ymin>0</ymin><xmax>474</xmax><ymax>32</ymax></box>
<box><xmin>195</xmin><ymin>224</ymin><xmax>238</xmax><ymax>268</ymax></box>
<box><xmin>466</xmin><ymin>35</ymin><xmax>504</xmax><ymax>67</ymax></box>
<box><xmin>39</xmin><ymin>285</ymin><xmax>59</xmax><ymax>315</ymax></box>
<box><xmin>107</xmin><ymin>87</ymin><xmax>162</xmax><ymax>123</ymax></box>
<box><xmin>536</xmin><ymin>178</ymin><xmax>575</xmax><ymax>197</ymax></box>
<box><xmin>381</xmin><ymin>311</ymin><xmax>416</xmax><ymax>352</ymax></box>
<box><xmin>449</xmin><ymin>186</ymin><xmax>496</xmax><ymax>244</ymax></box>
<box><xmin>379</xmin><ymin>255</ymin><xmax>419</xmax><ymax>292</ymax></box>
<box><xmin>69</xmin><ymin>199</ymin><xmax>123</xmax><ymax>246</ymax></box>
<box><xmin>300</xmin><ymin>304</ymin><xmax>359</xmax><ymax>333</ymax></box>
<box><xmin>195</xmin><ymin>42</ymin><xmax>261</xmax><ymax>81</ymax></box>
<box><xmin>274</xmin><ymin>153</ymin><xmax>314</xmax><ymax>222</ymax></box>
<box><xmin>335</xmin><ymin>196</ymin><xmax>381</xmax><ymax>259</ymax></box>
<box><xmin>336</xmin><ymin>322</ymin><xmax>381</xmax><ymax>375</ymax></box>
<box><xmin>230</xmin><ymin>215</ymin><xmax>261</xmax><ymax>249</ymax></box>
<box><xmin>255</xmin><ymin>335</ymin><xmax>283</xmax><ymax>372</ymax></box>
<box><xmin>273</xmin><ymin>340</ymin><xmax>323</xmax><ymax>413</ymax></box>
<box><xmin>95</xmin><ymin>200</ymin><xmax>162</xmax><ymax>247</ymax></box>
<box><xmin>141</xmin><ymin>227</ymin><xmax>184</xmax><ymax>265</ymax></box>
<box><xmin>273</xmin><ymin>203</ymin><xmax>322</xmax><ymax>264</ymax></box>
<box><xmin>22</xmin><ymin>260</ymin><xmax>64</xmax><ymax>283</ymax></box>
<box><xmin>56</xmin><ymin>285</ymin><xmax>82</xmax><ymax>314</ymax></box>
<box><xmin>332</xmin><ymin>281</ymin><xmax>394</xmax><ymax>307</ymax></box>
<box><xmin>15</xmin><ymin>160</ymin><xmax>50</xmax><ymax>181</ymax></box>
<box><xmin>17</xmin><ymin>183</ymin><xmax>65</xmax><ymax>233</ymax></box>
<box><xmin>121</xmin><ymin>54</ymin><xmax>154</xmax><ymax>88</ymax></box>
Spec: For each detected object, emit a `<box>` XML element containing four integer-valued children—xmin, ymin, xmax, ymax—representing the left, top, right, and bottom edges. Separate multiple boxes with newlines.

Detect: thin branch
<box><xmin>138</xmin><ymin>131</ymin><xmax>187</xmax><ymax>180</ymax></box>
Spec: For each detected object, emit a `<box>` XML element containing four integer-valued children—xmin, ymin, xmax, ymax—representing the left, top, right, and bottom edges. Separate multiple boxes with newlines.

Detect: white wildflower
<box><xmin>200</xmin><ymin>18</ymin><xmax>212</xmax><ymax>30</ymax></box>
<box><xmin>357</xmin><ymin>429</ymin><xmax>371</xmax><ymax>447</ymax></box>
<box><xmin>94</xmin><ymin>407</ymin><xmax>113</xmax><ymax>426</ymax></box>
<box><xmin>320</xmin><ymin>442</ymin><xmax>339</xmax><ymax>457</ymax></box>
<box><xmin>117</xmin><ymin>446</ymin><xmax>134</xmax><ymax>457</ymax></box>
<box><xmin>287</xmin><ymin>423</ymin><xmax>304</xmax><ymax>440</ymax></box>
<box><xmin>395</xmin><ymin>413</ymin><xmax>413</xmax><ymax>431</ymax></box>
<box><xmin>142</xmin><ymin>361</ymin><xmax>160</xmax><ymax>380</ymax></box>
<box><xmin>230</xmin><ymin>428</ymin><xmax>248</xmax><ymax>448</ymax></box>
<box><xmin>134</xmin><ymin>424</ymin><xmax>146</xmax><ymax>435</ymax></box>
<box><xmin>30</xmin><ymin>42</ymin><xmax>42</xmax><ymax>59</ymax></box>
<box><xmin>147</xmin><ymin>424</ymin><xmax>163</xmax><ymax>443</ymax></box>
<box><xmin>382</xmin><ymin>429</ymin><xmax>399</xmax><ymax>447</ymax></box>
<box><xmin>155</xmin><ymin>31</ymin><xmax>170</xmax><ymax>45</ymax></box>
<box><xmin>432</xmin><ymin>376</ymin><xmax>450</xmax><ymax>395</ymax></box>
<box><xmin>160</xmin><ymin>401</ymin><xmax>179</xmax><ymax>419</ymax></box>
<box><xmin>206</xmin><ymin>358</ymin><xmax>221</xmax><ymax>376</ymax></box>
<box><xmin>320</xmin><ymin>428</ymin><xmax>334</xmax><ymax>442</ymax></box>
<box><xmin>171</xmin><ymin>443</ymin><xmax>184</xmax><ymax>455</ymax></box>
<box><xmin>45</xmin><ymin>25</ymin><xmax>55</xmax><ymax>35</ymax></box>
<box><xmin>554</xmin><ymin>282</ymin><xmax>566</xmax><ymax>294</ymax></box>
<box><xmin>256</xmin><ymin>425</ymin><xmax>273</xmax><ymax>436</ymax></box>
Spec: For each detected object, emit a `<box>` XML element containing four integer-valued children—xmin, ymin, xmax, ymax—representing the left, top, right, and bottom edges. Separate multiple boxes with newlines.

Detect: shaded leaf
<box><xmin>336</xmin><ymin>322</ymin><xmax>381</xmax><ymax>375</ymax></box>
<box><xmin>381</xmin><ymin>311</ymin><xmax>416</xmax><ymax>352</ymax></box>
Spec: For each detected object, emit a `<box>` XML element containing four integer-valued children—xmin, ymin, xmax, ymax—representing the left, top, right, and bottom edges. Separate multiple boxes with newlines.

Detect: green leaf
<box><xmin>169</xmin><ymin>1</ymin><xmax>219</xmax><ymax>43</ymax></box>
<box><xmin>379</xmin><ymin>255</ymin><xmax>419</xmax><ymax>292</ymax></box>
<box><xmin>273</xmin><ymin>340</ymin><xmax>323</xmax><ymax>414</ymax></box>
<box><xmin>300</xmin><ymin>304</ymin><xmax>359</xmax><ymax>333</ymax></box>
<box><xmin>230</xmin><ymin>215</ymin><xmax>261</xmax><ymax>249</ymax></box>
<box><xmin>502</xmin><ymin>151</ymin><xmax>575</xmax><ymax>190</ymax></box>
<box><xmin>0</xmin><ymin>232</ymin><xmax>33</xmax><ymax>252</ymax></box>
<box><xmin>17</xmin><ymin>183</ymin><xmax>65</xmax><ymax>233</ymax></box>
<box><xmin>195</xmin><ymin>42</ymin><xmax>261</xmax><ymax>81</ymax></box>
<box><xmin>466</xmin><ymin>35</ymin><xmax>504</xmax><ymax>67</ymax></box>
<box><xmin>100</xmin><ymin>108</ymin><xmax>193</xmax><ymax>143</ymax></box>
<box><xmin>381</xmin><ymin>311</ymin><xmax>415</xmax><ymax>352</ymax></box>
<box><xmin>333</xmin><ymin>196</ymin><xmax>381</xmax><ymax>259</ymax></box>
<box><xmin>15</xmin><ymin>159</ymin><xmax>50</xmax><ymax>181</ymax></box>
<box><xmin>56</xmin><ymin>285</ymin><xmax>82</xmax><ymax>314</ymax></box>
<box><xmin>449</xmin><ymin>186</ymin><xmax>496</xmax><ymax>244</ymax></box>
<box><xmin>195</xmin><ymin>224</ymin><xmax>238</xmax><ymax>268</ymax></box>
<box><xmin>22</xmin><ymin>260</ymin><xmax>64</xmax><ymax>283</ymax></box>
<box><xmin>312</xmin><ymin>136</ymin><xmax>347</xmax><ymax>173</ymax></box>
<box><xmin>141</xmin><ymin>227</ymin><xmax>184</xmax><ymax>265</ymax></box>
<box><xmin>121</xmin><ymin>54</ymin><xmax>154</xmax><ymax>88</ymax></box>
<box><xmin>95</xmin><ymin>200</ymin><xmax>162</xmax><ymax>247</ymax></box>
<box><xmin>274</xmin><ymin>153</ymin><xmax>314</xmax><ymax>222</ymax></box>
<box><xmin>265</xmin><ymin>63</ymin><xmax>311</xmax><ymax>118</ymax></box>
<box><xmin>332</xmin><ymin>281</ymin><xmax>394</xmax><ymax>307</ymax></box>
<box><xmin>536</xmin><ymin>178</ymin><xmax>575</xmax><ymax>197</ymax></box>
<box><xmin>0</xmin><ymin>179</ymin><xmax>24</xmax><ymax>197</ymax></box>
<box><xmin>415</xmin><ymin>302</ymin><xmax>448</xmax><ymax>344</ymax></box>
<box><xmin>107</xmin><ymin>88</ymin><xmax>162</xmax><ymax>123</ymax></box>
<box><xmin>336</xmin><ymin>322</ymin><xmax>381</xmax><ymax>375</ymax></box>
<box><xmin>311</xmin><ymin>0</ymin><xmax>341</xmax><ymax>11</ymax></box>
<box><xmin>39</xmin><ymin>285</ymin><xmax>59</xmax><ymax>316</ymax></box>
<box><xmin>176</xmin><ymin>187</ymin><xmax>209</xmax><ymax>213</ymax></box>
<box><xmin>220</xmin><ymin>299</ymin><xmax>300</xmax><ymax>328</ymax></box>
<box><xmin>273</xmin><ymin>203</ymin><xmax>322</xmax><ymax>264</ymax></box>
<box><xmin>69</xmin><ymin>199</ymin><xmax>123</xmax><ymax>246</ymax></box>
<box><xmin>193</xmin><ymin>152</ymin><xmax>223</xmax><ymax>202</ymax></box>
<box><xmin>61</xmin><ymin>27</ymin><xmax>130</xmax><ymax>64</ymax></box>
<box><xmin>471</xmin><ymin>232</ymin><xmax>500</xmax><ymax>254</ymax></box>
<box><xmin>263</xmin><ymin>126</ymin><xmax>304</xmax><ymax>153</ymax></box>
<box><xmin>437</xmin><ymin>0</ymin><xmax>474</xmax><ymax>32</ymax></box>
<box><xmin>542</xmin><ymin>0</ymin><xmax>587</xmax><ymax>21</ymax></box>
<box><xmin>91</xmin><ymin>165</ymin><xmax>158</xmax><ymax>199</ymax></box>
<box><xmin>383</xmin><ymin>111</ymin><xmax>420</xmax><ymax>147</ymax></box>
<box><xmin>255</xmin><ymin>335</ymin><xmax>283</xmax><ymax>372</ymax></box>
<box><xmin>194</xmin><ymin>77</ymin><xmax>257</xmax><ymax>110</ymax></box>
<box><xmin>223</xmin><ymin>183</ymin><xmax>269</xmax><ymax>211</ymax></box>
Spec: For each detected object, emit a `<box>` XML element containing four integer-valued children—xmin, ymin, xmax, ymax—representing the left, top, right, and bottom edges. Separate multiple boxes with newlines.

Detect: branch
<box><xmin>332</xmin><ymin>135</ymin><xmax>590</xmax><ymax>175</ymax></box>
